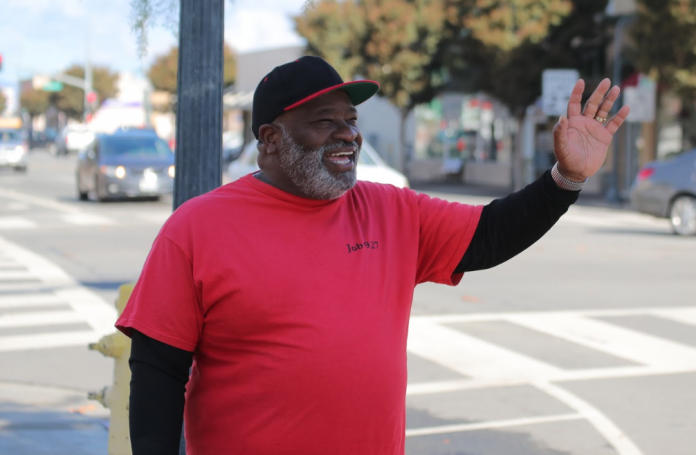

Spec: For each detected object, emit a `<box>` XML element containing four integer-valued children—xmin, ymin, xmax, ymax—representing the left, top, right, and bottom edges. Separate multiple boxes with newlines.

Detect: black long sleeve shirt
<box><xmin>128</xmin><ymin>169</ymin><xmax>579</xmax><ymax>454</ymax></box>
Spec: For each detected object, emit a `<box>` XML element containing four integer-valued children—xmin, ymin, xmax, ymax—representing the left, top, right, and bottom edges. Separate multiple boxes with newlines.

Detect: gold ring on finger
<box><xmin>594</xmin><ymin>115</ymin><xmax>607</xmax><ymax>125</ymax></box>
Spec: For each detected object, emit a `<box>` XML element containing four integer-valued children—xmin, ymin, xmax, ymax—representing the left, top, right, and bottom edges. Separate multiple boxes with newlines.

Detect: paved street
<box><xmin>1</xmin><ymin>151</ymin><xmax>695</xmax><ymax>454</ymax></box>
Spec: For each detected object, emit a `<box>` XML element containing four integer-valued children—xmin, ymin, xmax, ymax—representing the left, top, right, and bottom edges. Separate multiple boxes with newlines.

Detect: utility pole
<box><xmin>173</xmin><ymin>0</ymin><xmax>224</xmax><ymax>211</ymax></box>
<box><xmin>174</xmin><ymin>2</ymin><xmax>224</xmax><ymax>450</ymax></box>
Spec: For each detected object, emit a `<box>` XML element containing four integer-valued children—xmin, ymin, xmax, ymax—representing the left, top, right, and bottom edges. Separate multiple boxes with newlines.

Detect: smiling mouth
<box><xmin>324</xmin><ymin>147</ymin><xmax>357</xmax><ymax>166</ymax></box>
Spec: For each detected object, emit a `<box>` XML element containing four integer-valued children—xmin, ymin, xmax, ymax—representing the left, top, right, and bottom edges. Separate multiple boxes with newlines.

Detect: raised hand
<box><xmin>552</xmin><ymin>78</ymin><xmax>631</xmax><ymax>182</ymax></box>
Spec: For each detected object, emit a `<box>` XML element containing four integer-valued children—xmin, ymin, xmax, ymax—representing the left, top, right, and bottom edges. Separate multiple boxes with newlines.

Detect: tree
<box><xmin>632</xmin><ymin>0</ymin><xmax>696</xmax><ymax>100</ymax></box>
<box><xmin>53</xmin><ymin>65</ymin><xmax>119</xmax><ymax>120</ymax></box>
<box><xmin>147</xmin><ymin>42</ymin><xmax>236</xmax><ymax>94</ymax></box>
<box><xmin>296</xmin><ymin>0</ymin><xmax>454</xmax><ymax>171</ymax></box>
<box><xmin>0</xmin><ymin>90</ymin><xmax>6</xmax><ymax>115</ymax></box>
<box><xmin>631</xmin><ymin>0</ymin><xmax>696</xmax><ymax>147</ymax></box>
<box><xmin>296</xmin><ymin>0</ymin><xmax>583</xmax><ymax>176</ymax></box>
<box><xmin>20</xmin><ymin>89</ymin><xmax>50</xmax><ymax>118</ymax></box>
<box><xmin>446</xmin><ymin>0</ymin><xmax>607</xmax><ymax>188</ymax></box>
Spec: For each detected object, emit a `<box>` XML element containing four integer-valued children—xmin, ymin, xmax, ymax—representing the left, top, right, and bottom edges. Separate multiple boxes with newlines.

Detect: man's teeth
<box><xmin>327</xmin><ymin>151</ymin><xmax>353</xmax><ymax>156</ymax></box>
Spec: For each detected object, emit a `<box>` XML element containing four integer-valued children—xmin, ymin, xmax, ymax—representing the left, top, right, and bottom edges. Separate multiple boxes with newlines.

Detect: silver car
<box><xmin>629</xmin><ymin>149</ymin><xmax>696</xmax><ymax>235</ymax></box>
<box><xmin>0</xmin><ymin>129</ymin><xmax>28</xmax><ymax>172</ymax></box>
<box><xmin>76</xmin><ymin>131</ymin><xmax>175</xmax><ymax>202</ymax></box>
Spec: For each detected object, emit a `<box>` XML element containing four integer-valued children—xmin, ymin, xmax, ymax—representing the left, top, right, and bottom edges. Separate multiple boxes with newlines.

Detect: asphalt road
<box><xmin>1</xmin><ymin>151</ymin><xmax>695</xmax><ymax>455</ymax></box>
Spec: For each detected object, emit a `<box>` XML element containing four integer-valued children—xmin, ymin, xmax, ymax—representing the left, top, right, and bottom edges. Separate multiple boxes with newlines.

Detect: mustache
<box><xmin>320</xmin><ymin>141</ymin><xmax>359</xmax><ymax>152</ymax></box>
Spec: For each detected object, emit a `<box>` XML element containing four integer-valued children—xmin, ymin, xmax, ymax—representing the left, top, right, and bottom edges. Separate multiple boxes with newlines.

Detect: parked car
<box><xmin>222</xmin><ymin>131</ymin><xmax>244</xmax><ymax>167</ymax></box>
<box><xmin>629</xmin><ymin>148</ymin><xmax>696</xmax><ymax>236</ymax></box>
<box><xmin>28</xmin><ymin>128</ymin><xmax>58</xmax><ymax>151</ymax></box>
<box><xmin>76</xmin><ymin>130</ymin><xmax>175</xmax><ymax>202</ymax></box>
<box><xmin>227</xmin><ymin>140</ymin><xmax>410</xmax><ymax>188</ymax></box>
<box><xmin>55</xmin><ymin>124</ymin><xmax>95</xmax><ymax>156</ymax></box>
<box><xmin>0</xmin><ymin>128</ymin><xmax>28</xmax><ymax>172</ymax></box>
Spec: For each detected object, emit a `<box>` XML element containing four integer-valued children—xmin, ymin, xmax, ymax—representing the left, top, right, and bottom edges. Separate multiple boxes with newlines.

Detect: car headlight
<box><xmin>101</xmin><ymin>165</ymin><xmax>127</xmax><ymax>179</ymax></box>
<box><xmin>14</xmin><ymin>145</ymin><xmax>26</xmax><ymax>155</ymax></box>
<box><xmin>168</xmin><ymin>165</ymin><xmax>175</xmax><ymax>178</ymax></box>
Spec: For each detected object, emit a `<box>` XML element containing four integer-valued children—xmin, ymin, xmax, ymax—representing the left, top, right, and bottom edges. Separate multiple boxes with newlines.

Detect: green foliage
<box><xmin>129</xmin><ymin>0</ymin><xmax>236</xmax><ymax>57</ymax></box>
<box><xmin>0</xmin><ymin>91</ymin><xmax>6</xmax><ymax>114</ymax></box>
<box><xmin>147</xmin><ymin>43</ymin><xmax>236</xmax><ymax>94</ymax></box>
<box><xmin>130</xmin><ymin>0</ymin><xmax>179</xmax><ymax>58</ymax></box>
<box><xmin>54</xmin><ymin>65</ymin><xmax>119</xmax><ymax>120</ymax></box>
<box><xmin>295</xmin><ymin>0</ymin><xmax>597</xmax><ymax>117</ymax></box>
<box><xmin>20</xmin><ymin>89</ymin><xmax>50</xmax><ymax>117</ymax></box>
<box><xmin>458</xmin><ymin>0</ymin><xmax>573</xmax><ymax>51</ymax></box>
<box><xmin>632</xmin><ymin>0</ymin><xmax>696</xmax><ymax>100</ymax></box>
<box><xmin>295</xmin><ymin>0</ymin><xmax>453</xmax><ymax>114</ymax></box>
<box><xmin>468</xmin><ymin>0</ymin><xmax>608</xmax><ymax>115</ymax></box>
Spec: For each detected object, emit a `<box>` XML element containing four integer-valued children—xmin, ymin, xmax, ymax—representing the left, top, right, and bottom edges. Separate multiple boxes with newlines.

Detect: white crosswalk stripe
<box><xmin>406</xmin><ymin>308</ymin><xmax>695</xmax><ymax>454</ymax></box>
<box><xmin>0</xmin><ymin>216</ymin><xmax>38</xmax><ymax>230</ymax></box>
<box><xmin>407</xmin><ymin>306</ymin><xmax>696</xmax><ymax>390</ymax></box>
<box><xmin>0</xmin><ymin>236</ymin><xmax>117</xmax><ymax>352</ymax></box>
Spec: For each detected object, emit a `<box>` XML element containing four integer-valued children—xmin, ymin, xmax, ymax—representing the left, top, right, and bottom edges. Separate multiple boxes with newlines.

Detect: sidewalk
<box><xmin>0</xmin><ymin>381</ymin><xmax>109</xmax><ymax>455</ymax></box>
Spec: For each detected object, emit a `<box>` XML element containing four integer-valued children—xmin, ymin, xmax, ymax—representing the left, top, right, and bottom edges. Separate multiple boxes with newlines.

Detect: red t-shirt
<box><xmin>116</xmin><ymin>174</ymin><xmax>482</xmax><ymax>455</ymax></box>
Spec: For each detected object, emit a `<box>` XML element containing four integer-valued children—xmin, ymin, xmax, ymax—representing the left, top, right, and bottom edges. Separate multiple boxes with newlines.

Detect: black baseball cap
<box><xmin>251</xmin><ymin>56</ymin><xmax>380</xmax><ymax>139</ymax></box>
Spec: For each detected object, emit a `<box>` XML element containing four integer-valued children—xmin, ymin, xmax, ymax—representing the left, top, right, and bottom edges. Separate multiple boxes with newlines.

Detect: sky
<box><xmin>0</xmin><ymin>0</ymin><xmax>308</xmax><ymax>87</ymax></box>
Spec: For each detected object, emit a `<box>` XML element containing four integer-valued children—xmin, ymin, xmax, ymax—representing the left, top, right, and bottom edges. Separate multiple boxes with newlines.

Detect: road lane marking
<box><xmin>0</xmin><ymin>271</ymin><xmax>34</xmax><ymax>280</ymax></box>
<box><xmin>651</xmin><ymin>308</ymin><xmax>696</xmax><ymax>327</ymax></box>
<box><xmin>0</xmin><ymin>217</ymin><xmax>37</xmax><ymax>230</ymax></box>
<box><xmin>405</xmin><ymin>413</ymin><xmax>582</xmax><ymax>437</ymax></box>
<box><xmin>508</xmin><ymin>313</ymin><xmax>696</xmax><ymax>369</ymax></box>
<box><xmin>411</xmin><ymin>306</ymin><xmax>696</xmax><ymax>324</ymax></box>
<box><xmin>0</xmin><ymin>236</ymin><xmax>116</xmax><ymax>336</ymax></box>
<box><xmin>0</xmin><ymin>330</ymin><xmax>99</xmax><ymax>352</ymax></box>
<box><xmin>407</xmin><ymin>319</ymin><xmax>562</xmax><ymax>382</ymax></box>
<box><xmin>0</xmin><ymin>310</ymin><xmax>86</xmax><ymax>328</ymax></box>
<box><xmin>0</xmin><ymin>188</ymin><xmax>81</xmax><ymax>214</ymax></box>
<box><xmin>0</xmin><ymin>293</ymin><xmax>66</xmax><ymax>309</ymax></box>
<box><xmin>61</xmin><ymin>213</ymin><xmax>115</xmax><ymax>226</ymax></box>
<box><xmin>535</xmin><ymin>381</ymin><xmax>644</xmax><ymax>455</ymax></box>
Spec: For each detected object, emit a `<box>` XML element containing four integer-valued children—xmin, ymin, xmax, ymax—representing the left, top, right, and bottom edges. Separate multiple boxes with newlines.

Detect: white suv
<box><xmin>227</xmin><ymin>140</ymin><xmax>409</xmax><ymax>188</ymax></box>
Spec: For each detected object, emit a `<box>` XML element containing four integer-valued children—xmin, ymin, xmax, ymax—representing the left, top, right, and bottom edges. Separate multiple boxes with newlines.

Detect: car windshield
<box><xmin>0</xmin><ymin>130</ymin><xmax>21</xmax><ymax>142</ymax></box>
<box><xmin>358</xmin><ymin>147</ymin><xmax>376</xmax><ymax>165</ymax></box>
<box><xmin>101</xmin><ymin>136</ymin><xmax>173</xmax><ymax>158</ymax></box>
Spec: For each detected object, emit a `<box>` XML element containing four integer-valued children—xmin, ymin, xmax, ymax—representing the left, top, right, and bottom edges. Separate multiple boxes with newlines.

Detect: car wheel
<box><xmin>77</xmin><ymin>175</ymin><xmax>88</xmax><ymax>201</ymax></box>
<box><xmin>88</xmin><ymin>175</ymin><xmax>106</xmax><ymax>202</ymax></box>
<box><xmin>669</xmin><ymin>195</ymin><xmax>696</xmax><ymax>236</ymax></box>
<box><xmin>13</xmin><ymin>166</ymin><xmax>27</xmax><ymax>173</ymax></box>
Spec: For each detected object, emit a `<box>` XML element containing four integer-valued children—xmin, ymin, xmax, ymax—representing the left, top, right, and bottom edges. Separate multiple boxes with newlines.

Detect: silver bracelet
<box><xmin>551</xmin><ymin>162</ymin><xmax>587</xmax><ymax>191</ymax></box>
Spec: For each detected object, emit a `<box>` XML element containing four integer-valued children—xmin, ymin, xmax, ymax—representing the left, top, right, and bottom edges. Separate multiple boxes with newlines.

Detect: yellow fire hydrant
<box><xmin>88</xmin><ymin>283</ymin><xmax>135</xmax><ymax>455</ymax></box>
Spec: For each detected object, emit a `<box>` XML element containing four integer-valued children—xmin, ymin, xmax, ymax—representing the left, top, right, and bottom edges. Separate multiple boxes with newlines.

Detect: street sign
<box><xmin>624</xmin><ymin>75</ymin><xmax>656</xmax><ymax>123</ymax></box>
<box><xmin>542</xmin><ymin>69</ymin><xmax>579</xmax><ymax>116</ymax></box>
<box><xmin>42</xmin><ymin>81</ymin><xmax>64</xmax><ymax>92</ymax></box>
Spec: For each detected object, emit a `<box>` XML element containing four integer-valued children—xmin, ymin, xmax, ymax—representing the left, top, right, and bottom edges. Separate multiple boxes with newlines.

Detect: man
<box><xmin>116</xmin><ymin>56</ymin><xmax>629</xmax><ymax>454</ymax></box>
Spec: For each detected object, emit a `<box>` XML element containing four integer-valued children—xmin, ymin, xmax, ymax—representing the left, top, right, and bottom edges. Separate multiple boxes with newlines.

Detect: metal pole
<box><xmin>174</xmin><ymin>0</ymin><xmax>224</xmax><ymax>211</ymax></box>
<box><xmin>605</xmin><ymin>14</ymin><xmax>633</xmax><ymax>203</ymax></box>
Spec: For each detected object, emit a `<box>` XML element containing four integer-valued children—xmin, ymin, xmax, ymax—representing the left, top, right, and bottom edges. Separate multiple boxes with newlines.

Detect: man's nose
<box><xmin>333</xmin><ymin>123</ymin><xmax>360</xmax><ymax>143</ymax></box>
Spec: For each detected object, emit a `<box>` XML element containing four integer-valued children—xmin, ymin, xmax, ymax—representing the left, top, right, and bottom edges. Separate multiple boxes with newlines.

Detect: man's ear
<box><xmin>258</xmin><ymin>124</ymin><xmax>280</xmax><ymax>155</ymax></box>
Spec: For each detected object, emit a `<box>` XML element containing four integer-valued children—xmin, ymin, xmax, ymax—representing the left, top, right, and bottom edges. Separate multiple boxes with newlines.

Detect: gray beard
<box><xmin>275</xmin><ymin>125</ymin><xmax>358</xmax><ymax>200</ymax></box>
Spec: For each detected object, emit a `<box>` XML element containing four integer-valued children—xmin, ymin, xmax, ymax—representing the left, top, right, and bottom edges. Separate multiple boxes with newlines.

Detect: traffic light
<box><xmin>86</xmin><ymin>91</ymin><xmax>97</xmax><ymax>104</ymax></box>
<box><xmin>0</xmin><ymin>54</ymin><xmax>3</xmax><ymax>72</ymax></box>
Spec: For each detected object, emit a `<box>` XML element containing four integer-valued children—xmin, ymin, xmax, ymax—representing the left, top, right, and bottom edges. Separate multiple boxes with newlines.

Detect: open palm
<box><xmin>553</xmin><ymin>79</ymin><xmax>631</xmax><ymax>182</ymax></box>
